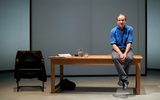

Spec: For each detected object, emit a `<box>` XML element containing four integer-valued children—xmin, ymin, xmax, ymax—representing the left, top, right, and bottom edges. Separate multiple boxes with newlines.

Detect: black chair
<box><xmin>14</xmin><ymin>50</ymin><xmax>47</xmax><ymax>92</ymax></box>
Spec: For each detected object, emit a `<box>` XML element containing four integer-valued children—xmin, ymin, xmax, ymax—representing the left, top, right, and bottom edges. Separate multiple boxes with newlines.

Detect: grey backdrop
<box><xmin>31</xmin><ymin>0</ymin><xmax>146</xmax><ymax>75</ymax></box>
<box><xmin>0</xmin><ymin>0</ymin><xmax>29</xmax><ymax>70</ymax></box>
<box><xmin>147</xmin><ymin>0</ymin><xmax>160</xmax><ymax>69</ymax></box>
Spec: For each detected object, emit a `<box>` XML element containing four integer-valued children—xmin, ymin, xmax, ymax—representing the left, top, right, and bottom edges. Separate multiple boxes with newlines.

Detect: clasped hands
<box><xmin>120</xmin><ymin>53</ymin><xmax>127</xmax><ymax>63</ymax></box>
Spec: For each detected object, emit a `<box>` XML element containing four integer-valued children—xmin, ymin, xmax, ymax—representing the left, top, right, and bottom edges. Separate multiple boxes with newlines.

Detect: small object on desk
<box><xmin>77</xmin><ymin>48</ymin><xmax>84</xmax><ymax>57</ymax></box>
<box><xmin>58</xmin><ymin>53</ymin><xmax>72</xmax><ymax>57</ymax></box>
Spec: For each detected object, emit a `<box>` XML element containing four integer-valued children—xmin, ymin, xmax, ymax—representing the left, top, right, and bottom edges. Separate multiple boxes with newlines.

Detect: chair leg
<box><xmin>16</xmin><ymin>76</ymin><xmax>45</xmax><ymax>92</ymax></box>
<box><xmin>41</xmin><ymin>81</ymin><xmax>44</xmax><ymax>92</ymax></box>
<box><xmin>16</xmin><ymin>81</ymin><xmax>19</xmax><ymax>92</ymax></box>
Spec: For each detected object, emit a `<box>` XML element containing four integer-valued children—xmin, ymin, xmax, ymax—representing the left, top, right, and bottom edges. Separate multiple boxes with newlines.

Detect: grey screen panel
<box><xmin>0</xmin><ymin>0</ymin><xmax>30</xmax><ymax>70</ymax></box>
<box><xmin>32</xmin><ymin>0</ymin><xmax>146</xmax><ymax>75</ymax></box>
<box><xmin>147</xmin><ymin>0</ymin><xmax>160</xmax><ymax>69</ymax></box>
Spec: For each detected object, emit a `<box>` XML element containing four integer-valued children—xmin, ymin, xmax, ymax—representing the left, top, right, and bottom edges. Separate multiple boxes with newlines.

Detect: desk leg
<box><xmin>60</xmin><ymin>65</ymin><xmax>64</xmax><ymax>81</ymax></box>
<box><xmin>50</xmin><ymin>60</ymin><xmax>55</xmax><ymax>93</ymax></box>
<box><xmin>136</xmin><ymin>63</ymin><xmax>141</xmax><ymax>95</ymax></box>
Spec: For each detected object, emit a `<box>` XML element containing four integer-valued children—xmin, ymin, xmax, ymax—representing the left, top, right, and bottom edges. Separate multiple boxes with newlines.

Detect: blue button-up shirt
<box><xmin>110</xmin><ymin>25</ymin><xmax>133</xmax><ymax>49</ymax></box>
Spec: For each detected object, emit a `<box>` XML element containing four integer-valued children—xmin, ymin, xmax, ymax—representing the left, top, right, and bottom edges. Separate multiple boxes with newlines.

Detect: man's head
<box><xmin>116</xmin><ymin>14</ymin><xmax>127</xmax><ymax>30</ymax></box>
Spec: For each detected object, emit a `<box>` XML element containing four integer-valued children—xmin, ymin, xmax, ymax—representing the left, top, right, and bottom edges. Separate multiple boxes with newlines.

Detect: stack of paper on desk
<box><xmin>58</xmin><ymin>53</ymin><xmax>72</xmax><ymax>57</ymax></box>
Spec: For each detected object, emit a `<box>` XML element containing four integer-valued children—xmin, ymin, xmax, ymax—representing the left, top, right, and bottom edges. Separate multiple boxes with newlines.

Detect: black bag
<box><xmin>59</xmin><ymin>79</ymin><xmax>76</xmax><ymax>90</ymax></box>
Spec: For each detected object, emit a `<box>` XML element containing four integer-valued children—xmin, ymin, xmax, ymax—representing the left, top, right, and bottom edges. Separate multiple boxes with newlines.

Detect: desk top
<box><xmin>49</xmin><ymin>55</ymin><xmax>143</xmax><ymax>60</ymax></box>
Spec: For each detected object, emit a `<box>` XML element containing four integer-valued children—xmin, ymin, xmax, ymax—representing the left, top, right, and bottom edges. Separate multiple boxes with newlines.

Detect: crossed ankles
<box><xmin>118</xmin><ymin>80</ymin><xmax>129</xmax><ymax>89</ymax></box>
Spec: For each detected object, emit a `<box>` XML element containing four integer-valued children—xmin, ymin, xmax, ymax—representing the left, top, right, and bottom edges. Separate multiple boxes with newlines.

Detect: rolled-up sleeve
<box><xmin>110</xmin><ymin>29</ymin><xmax>116</xmax><ymax>45</ymax></box>
<box><xmin>127</xmin><ymin>27</ymin><xmax>134</xmax><ymax>44</ymax></box>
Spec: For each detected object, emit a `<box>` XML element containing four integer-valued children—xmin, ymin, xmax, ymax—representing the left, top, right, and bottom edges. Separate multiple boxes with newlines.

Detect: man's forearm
<box><xmin>112</xmin><ymin>44</ymin><xmax>123</xmax><ymax>55</ymax></box>
<box><xmin>124</xmin><ymin>43</ymin><xmax>131</xmax><ymax>54</ymax></box>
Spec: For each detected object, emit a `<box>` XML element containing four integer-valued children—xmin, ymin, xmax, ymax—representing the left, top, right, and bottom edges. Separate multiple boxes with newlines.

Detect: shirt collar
<box><xmin>117</xmin><ymin>25</ymin><xmax>126</xmax><ymax>30</ymax></box>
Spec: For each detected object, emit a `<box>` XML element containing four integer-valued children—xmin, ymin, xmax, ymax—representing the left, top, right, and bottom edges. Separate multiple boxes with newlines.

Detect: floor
<box><xmin>0</xmin><ymin>70</ymin><xmax>160</xmax><ymax>100</ymax></box>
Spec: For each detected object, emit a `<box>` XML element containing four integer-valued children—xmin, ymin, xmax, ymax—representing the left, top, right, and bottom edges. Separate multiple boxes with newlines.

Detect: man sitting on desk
<box><xmin>110</xmin><ymin>14</ymin><xmax>134</xmax><ymax>89</ymax></box>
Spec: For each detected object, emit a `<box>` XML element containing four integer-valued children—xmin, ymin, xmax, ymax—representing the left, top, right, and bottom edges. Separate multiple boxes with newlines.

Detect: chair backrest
<box><xmin>15</xmin><ymin>51</ymin><xmax>44</xmax><ymax>69</ymax></box>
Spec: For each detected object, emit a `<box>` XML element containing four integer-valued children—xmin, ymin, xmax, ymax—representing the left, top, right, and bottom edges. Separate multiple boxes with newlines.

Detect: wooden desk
<box><xmin>49</xmin><ymin>55</ymin><xmax>143</xmax><ymax>95</ymax></box>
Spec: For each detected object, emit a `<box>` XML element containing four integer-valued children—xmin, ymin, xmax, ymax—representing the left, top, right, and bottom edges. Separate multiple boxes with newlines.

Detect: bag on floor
<box><xmin>59</xmin><ymin>79</ymin><xmax>76</xmax><ymax>90</ymax></box>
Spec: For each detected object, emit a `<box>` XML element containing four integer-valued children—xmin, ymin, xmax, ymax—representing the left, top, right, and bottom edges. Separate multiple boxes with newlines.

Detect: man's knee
<box><xmin>126</xmin><ymin>55</ymin><xmax>133</xmax><ymax>62</ymax></box>
<box><xmin>112</xmin><ymin>54</ymin><xmax>120</xmax><ymax>60</ymax></box>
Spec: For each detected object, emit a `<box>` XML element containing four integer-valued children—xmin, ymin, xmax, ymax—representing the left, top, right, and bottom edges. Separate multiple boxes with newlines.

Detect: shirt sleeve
<box><xmin>127</xmin><ymin>27</ymin><xmax>134</xmax><ymax>44</ymax></box>
<box><xmin>110</xmin><ymin>29</ymin><xmax>116</xmax><ymax>45</ymax></box>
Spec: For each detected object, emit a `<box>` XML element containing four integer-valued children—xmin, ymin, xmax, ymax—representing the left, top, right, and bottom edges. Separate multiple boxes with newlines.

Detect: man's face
<box><xmin>117</xmin><ymin>15</ymin><xmax>126</xmax><ymax>30</ymax></box>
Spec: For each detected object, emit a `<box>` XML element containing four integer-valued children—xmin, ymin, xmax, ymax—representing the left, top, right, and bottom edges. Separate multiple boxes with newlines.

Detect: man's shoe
<box><xmin>123</xmin><ymin>81</ymin><xmax>129</xmax><ymax>89</ymax></box>
<box><xmin>118</xmin><ymin>80</ymin><xmax>123</xmax><ymax>86</ymax></box>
